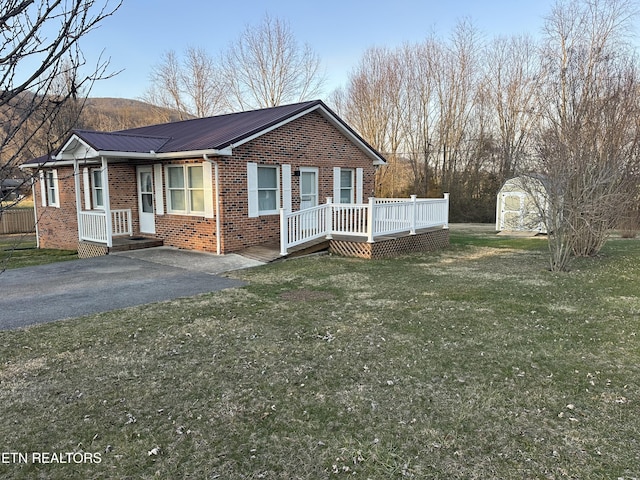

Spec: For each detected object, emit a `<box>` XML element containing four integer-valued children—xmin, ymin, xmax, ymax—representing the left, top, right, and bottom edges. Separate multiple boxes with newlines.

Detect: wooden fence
<box><xmin>0</xmin><ymin>208</ymin><xmax>36</xmax><ymax>234</ymax></box>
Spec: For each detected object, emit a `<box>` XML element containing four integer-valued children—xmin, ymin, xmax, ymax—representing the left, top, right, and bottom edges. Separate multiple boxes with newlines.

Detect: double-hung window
<box><xmin>166</xmin><ymin>164</ymin><xmax>205</xmax><ymax>215</ymax></box>
<box><xmin>247</xmin><ymin>163</ymin><xmax>280</xmax><ymax>217</ymax></box>
<box><xmin>340</xmin><ymin>169</ymin><xmax>354</xmax><ymax>203</ymax></box>
<box><xmin>91</xmin><ymin>169</ymin><xmax>104</xmax><ymax>209</ymax></box>
<box><xmin>258</xmin><ymin>166</ymin><xmax>278</xmax><ymax>213</ymax></box>
<box><xmin>40</xmin><ymin>170</ymin><xmax>59</xmax><ymax>208</ymax></box>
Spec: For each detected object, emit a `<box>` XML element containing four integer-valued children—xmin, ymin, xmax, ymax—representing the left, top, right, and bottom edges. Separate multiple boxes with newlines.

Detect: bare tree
<box><xmin>533</xmin><ymin>0</ymin><xmax>640</xmax><ymax>271</ymax></box>
<box><xmin>484</xmin><ymin>35</ymin><xmax>540</xmax><ymax>181</ymax></box>
<box><xmin>144</xmin><ymin>47</ymin><xmax>224</xmax><ymax>120</ymax></box>
<box><xmin>1</xmin><ymin>0</ymin><xmax>121</xmax><ymax>208</ymax></box>
<box><xmin>401</xmin><ymin>40</ymin><xmax>437</xmax><ymax>196</ymax></box>
<box><xmin>220</xmin><ymin>14</ymin><xmax>325</xmax><ymax>110</ymax></box>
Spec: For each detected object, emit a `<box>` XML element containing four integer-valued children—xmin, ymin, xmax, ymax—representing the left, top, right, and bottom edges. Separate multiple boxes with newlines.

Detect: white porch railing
<box><xmin>79</xmin><ymin>209</ymin><xmax>132</xmax><ymax>244</ymax></box>
<box><xmin>280</xmin><ymin>194</ymin><xmax>449</xmax><ymax>255</ymax></box>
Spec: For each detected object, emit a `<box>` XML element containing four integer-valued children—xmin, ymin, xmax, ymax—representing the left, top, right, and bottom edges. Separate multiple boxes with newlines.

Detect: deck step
<box><xmin>238</xmin><ymin>244</ymin><xmax>282</xmax><ymax>263</ymax></box>
<box><xmin>238</xmin><ymin>238</ymin><xmax>330</xmax><ymax>263</ymax></box>
<box><xmin>108</xmin><ymin>236</ymin><xmax>164</xmax><ymax>252</ymax></box>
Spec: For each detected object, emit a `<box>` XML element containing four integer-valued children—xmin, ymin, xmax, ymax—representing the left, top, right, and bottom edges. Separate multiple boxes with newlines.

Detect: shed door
<box><xmin>500</xmin><ymin>192</ymin><xmax>525</xmax><ymax>231</ymax></box>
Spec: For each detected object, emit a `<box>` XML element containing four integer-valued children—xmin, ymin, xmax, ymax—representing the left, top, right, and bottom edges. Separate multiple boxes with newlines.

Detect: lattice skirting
<box><xmin>78</xmin><ymin>241</ymin><xmax>109</xmax><ymax>259</ymax></box>
<box><xmin>329</xmin><ymin>228</ymin><xmax>450</xmax><ymax>259</ymax></box>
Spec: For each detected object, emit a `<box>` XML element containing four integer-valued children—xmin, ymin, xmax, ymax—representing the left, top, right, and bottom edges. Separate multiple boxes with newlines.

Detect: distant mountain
<box><xmin>80</xmin><ymin>98</ymin><xmax>190</xmax><ymax>132</ymax></box>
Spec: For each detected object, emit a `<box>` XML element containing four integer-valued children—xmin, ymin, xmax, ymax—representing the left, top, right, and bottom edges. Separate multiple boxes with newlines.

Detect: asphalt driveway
<box><xmin>0</xmin><ymin>248</ymin><xmax>264</xmax><ymax>330</ymax></box>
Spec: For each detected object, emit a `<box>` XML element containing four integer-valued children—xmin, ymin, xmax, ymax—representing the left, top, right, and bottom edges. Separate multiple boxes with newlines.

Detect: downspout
<box><xmin>203</xmin><ymin>154</ymin><xmax>221</xmax><ymax>255</ymax></box>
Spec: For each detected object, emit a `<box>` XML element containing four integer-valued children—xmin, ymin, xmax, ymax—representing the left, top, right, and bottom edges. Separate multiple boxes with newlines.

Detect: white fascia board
<box><xmin>20</xmin><ymin>158</ymin><xmax>101</xmax><ymax>169</ymax></box>
<box><xmin>155</xmin><ymin>148</ymin><xmax>233</xmax><ymax>159</ymax></box>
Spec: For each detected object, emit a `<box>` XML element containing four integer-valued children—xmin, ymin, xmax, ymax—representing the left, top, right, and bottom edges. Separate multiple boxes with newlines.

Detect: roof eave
<box><xmin>20</xmin><ymin>147</ymin><xmax>233</xmax><ymax>169</ymax></box>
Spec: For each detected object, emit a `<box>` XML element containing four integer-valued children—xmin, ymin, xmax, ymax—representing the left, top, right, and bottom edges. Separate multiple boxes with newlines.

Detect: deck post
<box><xmin>367</xmin><ymin>197</ymin><xmax>375</xmax><ymax>243</ymax></box>
<box><xmin>410</xmin><ymin>194</ymin><xmax>417</xmax><ymax>235</ymax></box>
<box><xmin>443</xmin><ymin>193</ymin><xmax>450</xmax><ymax>229</ymax></box>
<box><xmin>325</xmin><ymin>197</ymin><xmax>333</xmax><ymax>239</ymax></box>
<box><xmin>280</xmin><ymin>208</ymin><xmax>288</xmax><ymax>256</ymax></box>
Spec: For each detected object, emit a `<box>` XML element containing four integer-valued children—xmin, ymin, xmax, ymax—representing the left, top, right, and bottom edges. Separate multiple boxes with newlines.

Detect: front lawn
<box><xmin>1</xmin><ymin>225</ymin><xmax>638</xmax><ymax>478</ymax></box>
<box><xmin>0</xmin><ymin>235</ymin><xmax>77</xmax><ymax>270</ymax></box>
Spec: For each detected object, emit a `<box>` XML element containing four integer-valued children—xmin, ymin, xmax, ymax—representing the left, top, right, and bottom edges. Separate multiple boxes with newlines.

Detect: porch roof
<box><xmin>21</xmin><ymin>100</ymin><xmax>387</xmax><ymax>168</ymax></box>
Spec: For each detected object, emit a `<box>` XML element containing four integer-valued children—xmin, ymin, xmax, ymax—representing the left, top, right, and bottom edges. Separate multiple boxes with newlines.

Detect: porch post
<box><xmin>280</xmin><ymin>208</ymin><xmax>288</xmax><ymax>256</ymax></box>
<box><xmin>410</xmin><ymin>194</ymin><xmax>417</xmax><ymax>235</ymax></box>
<box><xmin>325</xmin><ymin>197</ymin><xmax>333</xmax><ymax>239</ymax></box>
<box><xmin>367</xmin><ymin>197</ymin><xmax>375</xmax><ymax>243</ymax></box>
<box><xmin>73</xmin><ymin>159</ymin><xmax>82</xmax><ymax>242</ymax></box>
<box><xmin>101</xmin><ymin>157</ymin><xmax>113</xmax><ymax>247</ymax></box>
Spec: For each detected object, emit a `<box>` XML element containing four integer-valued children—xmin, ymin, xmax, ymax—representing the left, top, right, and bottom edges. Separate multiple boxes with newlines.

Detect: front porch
<box><xmin>76</xmin><ymin>208</ymin><xmax>164</xmax><ymax>258</ymax></box>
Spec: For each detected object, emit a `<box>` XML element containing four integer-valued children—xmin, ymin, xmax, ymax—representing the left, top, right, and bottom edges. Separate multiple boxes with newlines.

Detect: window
<box><xmin>40</xmin><ymin>170</ymin><xmax>59</xmax><ymax>208</ymax></box>
<box><xmin>340</xmin><ymin>169</ymin><xmax>354</xmax><ymax>203</ymax></box>
<box><xmin>247</xmin><ymin>163</ymin><xmax>280</xmax><ymax>217</ymax></box>
<box><xmin>166</xmin><ymin>164</ymin><xmax>205</xmax><ymax>214</ymax></box>
<box><xmin>91</xmin><ymin>169</ymin><xmax>104</xmax><ymax>209</ymax></box>
<box><xmin>258</xmin><ymin>166</ymin><xmax>278</xmax><ymax>213</ymax></box>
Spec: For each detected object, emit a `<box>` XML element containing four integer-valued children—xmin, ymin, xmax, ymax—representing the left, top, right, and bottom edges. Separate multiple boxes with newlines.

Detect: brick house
<box><xmin>22</xmin><ymin>100</ymin><xmax>450</xmax><ymax>259</ymax></box>
<box><xmin>21</xmin><ymin>100</ymin><xmax>386</xmax><ymax>256</ymax></box>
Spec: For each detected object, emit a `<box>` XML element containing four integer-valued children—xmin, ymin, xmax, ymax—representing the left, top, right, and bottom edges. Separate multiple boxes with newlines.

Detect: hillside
<box><xmin>80</xmin><ymin>97</ymin><xmax>189</xmax><ymax>132</ymax></box>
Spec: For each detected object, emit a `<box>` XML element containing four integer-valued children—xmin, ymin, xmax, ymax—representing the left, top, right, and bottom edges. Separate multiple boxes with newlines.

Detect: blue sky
<box><xmin>83</xmin><ymin>0</ymin><xmax>558</xmax><ymax>100</ymax></box>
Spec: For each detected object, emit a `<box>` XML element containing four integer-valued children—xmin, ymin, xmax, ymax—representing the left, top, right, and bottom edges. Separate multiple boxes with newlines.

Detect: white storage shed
<box><xmin>496</xmin><ymin>175</ymin><xmax>548</xmax><ymax>234</ymax></box>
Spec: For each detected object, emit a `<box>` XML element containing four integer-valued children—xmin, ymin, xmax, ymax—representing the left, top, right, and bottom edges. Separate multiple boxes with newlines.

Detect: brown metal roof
<box><xmin>74</xmin><ymin>130</ymin><xmax>170</xmax><ymax>153</ymax></box>
<box><xmin>114</xmin><ymin>100</ymin><xmax>321</xmax><ymax>153</ymax></box>
<box><xmin>23</xmin><ymin>100</ymin><xmax>387</xmax><ymax>166</ymax></box>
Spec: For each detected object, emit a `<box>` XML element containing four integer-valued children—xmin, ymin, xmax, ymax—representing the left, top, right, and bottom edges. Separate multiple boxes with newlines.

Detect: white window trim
<box><xmin>91</xmin><ymin>168</ymin><xmax>104</xmax><ymax>210</ymax></box>
<box><xmin>164</xmin><ymin>163</ymin><xmax>208</xmax><ymax>216</ymax></box>
<box><xmin>247</xmin><ymin>162</ymin><xmax>280</xmax><ymax>217</ymax></box>
<box><xmin>40</xmin><ymin>169</ymin><xmax>60</xmax><ymax>208</ymax></box>
<box><xmin>333</xmin><ymin>167</ymin><xmax>364</xmax><ymax>204</ymax></box>
<box><xmin>340</xmin><ymin>168</ymin><xmax>355</xmax><ymax>204</ymax></box>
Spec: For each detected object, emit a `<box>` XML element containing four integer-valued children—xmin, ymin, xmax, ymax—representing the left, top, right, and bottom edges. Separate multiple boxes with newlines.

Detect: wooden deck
<box><xmin>237</xmin><ymin>227</ymin><xmax>450</xmax><ymax>263</ymax></box>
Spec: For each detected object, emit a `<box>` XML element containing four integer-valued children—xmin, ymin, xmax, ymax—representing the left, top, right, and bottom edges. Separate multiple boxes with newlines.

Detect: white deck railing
<box><xmin>280</xmin><ymin>194</ymin><xmax>449</xmax><ymax>255</ymax></box>
<box><xmin>79</xmin><ymin>209</ymin><xmax>132</xmax><ymax>244</ymax></box>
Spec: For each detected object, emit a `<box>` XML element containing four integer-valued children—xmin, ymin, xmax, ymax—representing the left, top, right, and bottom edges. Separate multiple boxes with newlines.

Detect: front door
<box><xmin>137</xmin><ymin>166</ymin><xmax>155</xmax><ymax>234</ymax></box>
<box><xmin>300</xmin><ymin>168</ymin><xmax>318</xmax><ymax>209</ymax></box>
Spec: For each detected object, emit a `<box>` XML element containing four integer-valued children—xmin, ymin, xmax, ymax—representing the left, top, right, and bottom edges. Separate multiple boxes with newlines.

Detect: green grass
<box><xmin>0</xmin><ymin>235</ymin><xmax>77</xmax><ymax>270</ymax></box>
<box><xmin>1</xmin><ymin>225</ymin><xmax>639</xmax><ymax>478</ymax></box>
